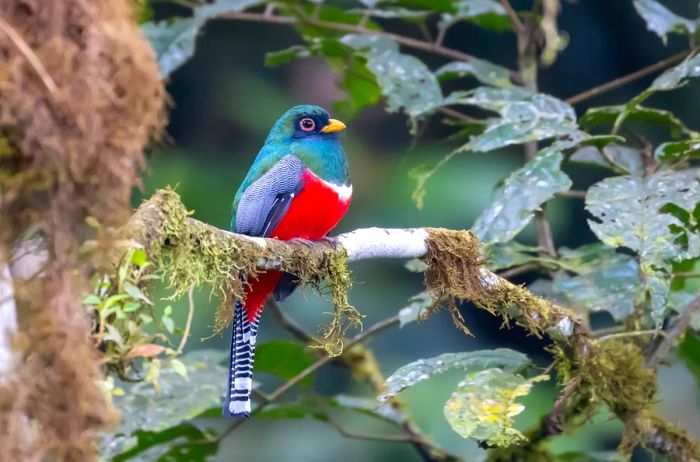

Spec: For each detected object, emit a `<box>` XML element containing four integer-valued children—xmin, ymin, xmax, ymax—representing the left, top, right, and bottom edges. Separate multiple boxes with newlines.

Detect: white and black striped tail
<box><xmin>223</xmin><ymin>301</ymin><xmax>261</xmax><ymax>418</ymax></box>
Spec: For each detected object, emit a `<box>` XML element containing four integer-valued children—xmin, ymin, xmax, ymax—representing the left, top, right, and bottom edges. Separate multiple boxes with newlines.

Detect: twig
<box><xmin>217</xmin><ymin>315</ymin><xmax>401</xmax><ymax>442</ymax></box>
<box><xmin>565</xmin><ymin>50</ymin><xmax>690</xmax><ymax>106</ymax></box>
<box><xmin>646</xmin><ymin>294</ymin><xmax>700</xmax><ymax>368</ymax></box>
<box><xmin>499</xmin><ymin>0</ymin><xmax>525</xmax><ymax>33</ymax></box>
<box><xmin>598</xmin><ymin>330</ymin><xmax>663</xmax><ymax>342</ymax></box>
<box><xmin>266</xmin><ymin>298</ymin><xmax>314</xmax><ymax>344</ymax></box>
<box><xmin>555</xmin><ymin>190</ymin><xmax>586</xmax><ymax>199</ymax></box>
<box><xmin>672</xmin><ymin>272</ymin><xmax>700</xmax><ymax>279</ymax></box>
<box><xmin>325</xmin><ymin>414</ymin><xmax>416</xmax><ymax>443</ymax></box>
<box><xmin>497</xmin><ymin>263</ymin><xmax>542</xmax><ymax>279</ymax></box>
<box><xmin>175</xmin><ymin>285</ymin><xmax>196</xmax><ymax>355</ymax></box>
<box><xmin>219</xmin><ymin>10</ymin><xmax>520</xmax><ymax>82</ymax></box>
<box><xmin>0</xmin><ymin>16</ymin><xmax>58</xmax><ymax>95</ymax></box>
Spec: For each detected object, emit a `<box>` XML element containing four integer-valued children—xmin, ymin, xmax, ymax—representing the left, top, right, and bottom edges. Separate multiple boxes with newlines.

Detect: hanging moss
<box><xmin>130</xmin><ymin>189</ymin><xmax>361</xmax><ymax>354</ymax></box>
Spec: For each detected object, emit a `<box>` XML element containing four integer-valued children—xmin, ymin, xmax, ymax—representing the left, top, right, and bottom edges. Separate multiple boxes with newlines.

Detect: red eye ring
<box><xmin>300</xmin><ymin>117</ymin><xmax>316</xmax><ymax>132</ymax></box>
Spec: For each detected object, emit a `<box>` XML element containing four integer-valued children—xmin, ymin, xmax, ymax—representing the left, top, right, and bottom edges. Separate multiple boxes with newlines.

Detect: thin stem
<box><xmin>218</xmin><ymin>314</ymin><xmax>401</xmax><ymax>442</ymax></box>
<box><xmin>565</xmin><ymin>50</ymin><xmax>690</xmax><ymax>106</ymax></box>
<box><xmin>266</xmin><ymin>298</ymin><xmax>314</xmax><ymax>344</ymax></box>
<box><xmin>219</xmin><ymin>10</ymin><xmax>519</xmax><ymax>82</ymax></box>
<box><xmin>497</xmin><ymin>263</ymin><xmax>542</xmax><ymax>279</ymax></box>
<box><xmin>556</xmin><ymin>190</ymin><xmax>586</xmax><ymax>199</ymax></box>
<box><xmin>647</xmin><ymin>294</ymin><xmax>700</xmax><ymax>368</ymax></box>
<box><xmin>499</xmin><ymin>0</ymin><xmax>525</xmax><ymax>33</ymax></box>
<box><xmin>598</xmin><ymin>330</ymin><xmax>663</xmax><ymax>342</ymax></box>
<box><xmin>175</xmin><ymin>285</ymin><xmax>196</xmax><ymax>355</ymax></box>
<box><xmin>672</xmin><ymin>272</ymin><xmax>700</xmax><ymax>279</ymax></box>
<box><xmin>325</xmin><ymin>415</ymin><xmax>416</xmax><ymax>443</ymax></box>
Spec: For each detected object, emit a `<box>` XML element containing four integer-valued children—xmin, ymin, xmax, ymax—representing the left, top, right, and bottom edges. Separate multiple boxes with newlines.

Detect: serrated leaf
<box><xmin>436</xmin><ymin>60</ymin><xmax>512</xmax><ymax>88</ymax></box>
<box><xmin>570</xmin><ymin>145</ymin><xmax>644</xmax><ymax>176</ymax></box>
<box><xmin>459</xmin><ymin>87</ymin><xmax>579</xmax><ymax>152</ymax></box>
<box><xmin>472</xmin><ymin>148</ymin><xmax>572</xmax><ymax>244</ymax></box>
<box><xmin>378</xmin><ymin>349</ymin><xmax>530</xmax><ymax>403</ymax></box>
<box><xmin>255</xmin><ymin>340</ymin><xmax>314</xmax><ymax>384</ymax></box>
<box><xmin>143</xmin><ymin>0</ymin><xmax>262</xmax><ymax>77</ymax></box>
<box><xmin>398</xmin><ymin>291</ymin><xmax>437</xmax><ymax>327</ymax></box>
<box><xmin>655</xmin><ymin>139</ymin><xmax>700</xmax><ymax>164</ymax></box>
<box><xmin>586</xmin><ymin>170</ymin><xmax>700</xmax><ymax>323</ymax></box>
<box><xmin>444</xmin><ymin>368</ymin><xmax>548</xmax><ymax>447</ymax></box>
<box><xmin>341</xmin><ymin>34</ymin><xmax>444</xmax><ymax>121</ymax></box>
<box><xmin>553</xmin><ymin>253</ymin><xmax>641</xmax><ymax>321</ymax></box>
<box><xmin>633</xmin><ymin>0</ymin><xmax>699</xmax><ymax>43</ymax></box>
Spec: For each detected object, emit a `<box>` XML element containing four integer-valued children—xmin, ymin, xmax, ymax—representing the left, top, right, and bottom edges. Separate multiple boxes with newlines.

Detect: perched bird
<box><xmin>224</xmin><ymin>105</ymin><xmax>352</xmax><ymax>418</ymax></box>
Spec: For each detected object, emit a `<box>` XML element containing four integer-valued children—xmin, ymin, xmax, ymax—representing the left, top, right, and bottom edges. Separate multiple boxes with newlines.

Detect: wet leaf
<box><xmin>459</xmin><ymin>87</ymin><xmax>579</xmax><ymax>153</ymax></box>
<box><xmin>472</xmin><ymin>148</ymin><xmax>572</xmax><ymax>243</ymax></box>
<box><xmin>633</xmin><ymin>0</ymin><xmax>699</xmax><ymax>43</ymax></box>
<box><xmin>341</xmin><ymin>34</ymin><xmax>443</xmax><ymax>120</ymax></box>
<box><xmin>143</xmin><ymin>0</ymin><xmax>262</xmax><ymax>77</ymax></box>
<box><xmin>586</xmin><ymin>170</ymin><xmax>700</xmax><ymax>322</ymax></box>
<box><xmin>102</xmin><ymin>349</ymin><xmax>228</xmax><ymax>458</ymax></box>
<box><xmin>378</xmin><ymin>349</ymin><xmax>530</xmax><ymax>403</ymax></box>
<box><xmin>485</xmin><ymin>241</ymin><xmax>543</xmax><ymax>271</ymax></box>
<box><xmin>580</xmin><ymin>105</ymin><xmax>694</xmax><ymax>139</ymax></box>
<box><xmin>443</xmin><ymin>368</ymin><xmax>548</xmax><ymax>447</ymax></box>
<box><xmin>553</xmin><ymin>253</ymin><xmax>641</xmax><ymax>321</ymax></box>
<box><xmin>436</xmin><ymin>60</ymin><xmax>513</xmax><ymax>88</ymax></box>
<box><xmin>110</xmin><ymin>423</ymin><xmax>217</xmax><ymax>462</ymax></box>
<box><xmin>398</xmin><ymin>291</ymin><xmax>437</xmax><ymax>327</ymax></box>
<box><xmin>439</xmin><ymin>0</ymin><xmax>510</xmax><ymax>32</ymax></box>
<box><xmin>570</xmin><ymin>145</ymin><xmax>644</xmax><ymax>176</ymax></box>
<box><xmin>655</xmin><ymin>139</ymin><xmax>700</xmax><ymax>164</ymax></box>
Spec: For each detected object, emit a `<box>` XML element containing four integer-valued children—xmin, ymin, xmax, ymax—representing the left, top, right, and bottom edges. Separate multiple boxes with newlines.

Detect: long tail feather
<box><xmin>223</xmin><ymin>301</ymin><xmax>261</xmax><ymax>418</ymax></box>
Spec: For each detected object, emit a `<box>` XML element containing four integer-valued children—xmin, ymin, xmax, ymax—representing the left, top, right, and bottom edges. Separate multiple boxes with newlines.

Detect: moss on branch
<box><xmin>125</xmin><ymin>189</ymin><xmax>700</xmax><ymax>460</ymax></box>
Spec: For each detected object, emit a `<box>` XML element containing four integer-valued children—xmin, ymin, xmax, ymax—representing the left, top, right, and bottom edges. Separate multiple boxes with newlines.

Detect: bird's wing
<box><xmin>234</xmin><ymin>154</ymin><xmax>305</xmax><ymax>238</ymax></box>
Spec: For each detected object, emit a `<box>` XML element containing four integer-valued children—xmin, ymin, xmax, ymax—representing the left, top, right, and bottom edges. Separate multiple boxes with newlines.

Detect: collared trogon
<box><xmin>224</xmin><ymin>105</ymin><xmax>352</xmax><ymax>418</ymax></box>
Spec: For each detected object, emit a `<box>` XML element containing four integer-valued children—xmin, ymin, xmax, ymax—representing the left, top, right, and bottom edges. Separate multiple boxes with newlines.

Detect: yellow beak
<box><xmin>320</xmin><ymin>118</ymin><xmax>346</xmax><ymax>133</ymax></box>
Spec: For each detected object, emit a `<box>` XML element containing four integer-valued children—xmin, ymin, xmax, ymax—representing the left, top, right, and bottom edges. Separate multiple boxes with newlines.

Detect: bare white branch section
<box><xmin>0</xmin><ymin>263</ymin><xmax>18</xmax><ymax>378</ymax></box>
<box><xmin>336</xmin><ymin>227</ymin><xmax>429</xmax><ymax>261</ymax></box>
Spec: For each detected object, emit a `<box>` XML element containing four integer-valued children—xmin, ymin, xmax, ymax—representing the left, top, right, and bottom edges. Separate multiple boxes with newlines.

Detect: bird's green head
<box><xmin>264</xmin><ymin>104</ymin><xmax>346</xmax><ymax>145</ymax></box>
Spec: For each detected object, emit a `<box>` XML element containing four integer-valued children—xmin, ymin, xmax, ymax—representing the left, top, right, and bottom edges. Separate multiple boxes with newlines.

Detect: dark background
<box><xmin>141</xmin><ymin>1</ymin><xmax>700</xmax><ymax>460</ymax></box>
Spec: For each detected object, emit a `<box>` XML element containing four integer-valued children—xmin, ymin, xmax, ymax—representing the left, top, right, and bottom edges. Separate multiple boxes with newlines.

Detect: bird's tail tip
<box><xmin>222</xmin><ymin>400</ymin><xmax>251</xmax><ymax>419</ymax></box>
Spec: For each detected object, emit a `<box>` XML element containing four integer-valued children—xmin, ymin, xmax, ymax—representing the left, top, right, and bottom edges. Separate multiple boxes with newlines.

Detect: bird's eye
<box><xmin>299</xmin><ymin>117</ymin><xmax>316</xmax><ymax>132</ymax></box>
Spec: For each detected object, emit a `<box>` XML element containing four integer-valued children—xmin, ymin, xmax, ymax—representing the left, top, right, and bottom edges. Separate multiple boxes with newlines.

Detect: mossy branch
<box><xmin>125</xmin><ymin>189</ymin><xmax>700</xmax><ymax>460</ymax></box>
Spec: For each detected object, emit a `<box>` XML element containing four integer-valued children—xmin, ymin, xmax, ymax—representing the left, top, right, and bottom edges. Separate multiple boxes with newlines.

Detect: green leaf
<box><xmin>580</xmin><ymin>105</ymin><xmax>695</xmax><ymax>139</ymax></box>
<box><xmin>398</xmin><ymin>291</ymin><xmax>437</xmax><ymax>327</ymax></box>
<box><xmin>142</xmin><ymin>0</ymin><xmax>262</xmax><ymax>77</ymax></box>
<box><xmin>668</xmin><ymin>290</ymin><xmax>700</xmax><ymax>330</ymax></box>
<box><xmin>439</xmin><ymin>0</ymin><xmax>510</xmax><ymax>32</ymax></box>
<box><xmin>341</xmin><ymin>34</ymin><xmax>444</xmax><ymax>122</ymax></box>
<box><xmin>258</xmin><ymin>399</ymin><xmax>329</xmax><ymax>421</ymax></box>
<box><xmin>459</xmin><ymin>87</ymin><xmax>579</xmax><ymax>152</ymax></box>
<box><xmin>265</xmin><ymin>45</ymin><xmax>311</xmax><ymax>67</ymax></box>
<box><xmin>131</xmin><ymin>248</ymin><xmax>148</xmax><ymax>268</ymax></box>
<box><xmin>255</xmin><ymin>340</ymin><xmax>314</xmax><ymax>384</ymax></box>
<box><xmin>84</xmin><ymin>294</ymin><xmax>101</xmax><ymax>305</ymax></box>
<box><xmin>102</xmin><ymin>350</ymin><xmax>228</xmax><ymax>459</ymax></box>
<box><xmin>124</xmin><ymin>282</ymin><xmax>152</xmax><ymax>305</ymax></box>
<box><xmin>161</xmin><ymin>316</ymin><xmax>175</xmax><ymax>334</ymax></box>
<box><xmin>569</xmin><ymin>145</ymin><xmax>644</xmax><ymax>176</ymax></box>
<box><xmin>378</xmin><ymin>349</ymin><xmax>530</xmax><ymax>403</ymax></box>
<box><xmin>472</xmin><ymin>148</ymin><xmax>572</xmax><ymax>244</ymax></box>
<box><xmin>111</xmin><ymin>423</ymin><xmax>217</xmax><ymax>462</ymax></box>
<box><xmin>678</xmin><ymin>332</ymin><xmax>700</xmax><ymax>384</ymax></box>
<box><xmin>169</xmin><ymin>359</ymin><xmax>188</xmax><ymax>379</ymax></box>
<box><xmin>633</xmin><ymin>0</ymin><xmax>699</xmax><ymax>43</ymax></box>
<box><xmin>436</xmin><ymin>60</ymin><xmax>513</xmax><ymax>88</ymax></box>
<box><xmin>443</xmin><ymin>368</ymin><xmax>548</xmax><ymax>447</ymax></box>
<box><xmin>655</xmin><ymin>139</ymin><xmax>700</xmax><ymax>164</ymax></box>
<box><xmin>485</xmin><ymin>241</ymin><xmax>544</xmax><ymax>271</ymax></box>
<box><xmin>586</xmin><ymin>170</ymin><xmax>700</xmax><ymax>323</ymax></box>
<box><xmin>553</xmin><ymin>253</ymin><xmax>642</xmax><ymax>321</ymax></box>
